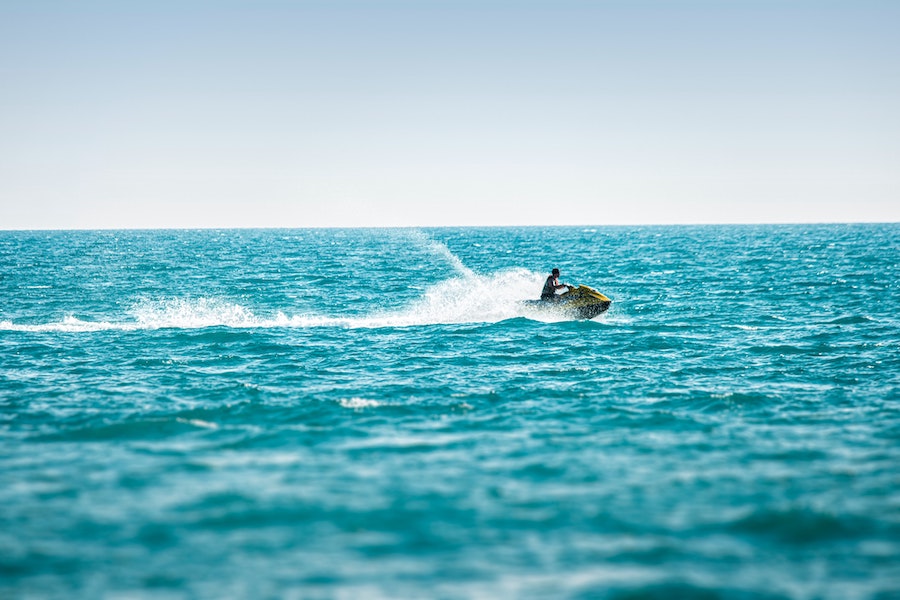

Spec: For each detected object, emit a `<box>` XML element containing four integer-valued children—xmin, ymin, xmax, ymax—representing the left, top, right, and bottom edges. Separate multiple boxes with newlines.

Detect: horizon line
<box><xmin>2</xmin><ymin>220</ymin><xmax>898</xmax><ymax>233</ymax></box>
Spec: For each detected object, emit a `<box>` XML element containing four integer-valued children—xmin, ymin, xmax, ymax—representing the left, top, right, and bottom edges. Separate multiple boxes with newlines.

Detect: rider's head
<box><xmin>552</xmin><ymin>268</ymin><xmax>560</xmax><ymax>276</ymax></box>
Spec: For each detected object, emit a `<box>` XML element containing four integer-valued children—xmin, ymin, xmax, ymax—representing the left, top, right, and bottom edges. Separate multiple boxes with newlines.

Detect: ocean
<box><xmin>1</xmin><ymin>225</ymin><xmax>898</xmax><ymax>599</ymax></box>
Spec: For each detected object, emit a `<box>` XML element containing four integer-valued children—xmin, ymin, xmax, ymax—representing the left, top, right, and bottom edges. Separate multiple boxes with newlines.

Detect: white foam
<box><xmin>131</xmin><ymin>297</ymin><xmax>263</xmax><ymax>329</ymax></box>
<box><xmin>176</xmin><ymin>417</ymin><xmax>220</xmax><ymax>429</ymax></box>
<box><xmin>0</xmin><ymin>315</ymin><xmax>125</xmax><ymax>333</ymax></box>
<box><xmin>405</xmin><ymin>268</ymin><xmax>547</xmax><ymax>324</ymax></box>
<box><xmin>0</xmin><ymin>298</ymin><xmax>277</xmax><ymax>333</ymax></box>
<box><xmin>339</xmin><ymin>398</ymin><xmax>382</xmax><ymax>409</ymax></box>
<box><xmin>0</xmin><ymin>268</ymin><xmax>565</xmax><ymax>332</ymax></box>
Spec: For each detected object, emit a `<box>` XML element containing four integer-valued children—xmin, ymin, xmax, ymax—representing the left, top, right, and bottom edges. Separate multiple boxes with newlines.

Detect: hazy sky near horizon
<box><xmin>1</xmin><ymin>0</ymin><xmax>898</xmax><ymax>229</ymax></box>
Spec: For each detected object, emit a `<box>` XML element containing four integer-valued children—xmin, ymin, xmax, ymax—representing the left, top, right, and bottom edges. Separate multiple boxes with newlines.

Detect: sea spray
<box><xmin>407</xmin><ymin>228</ymin><xmax>476</xmax><ymax>278</ymax></box>
<box><xmin>0</xmin><ymin>269</ymin><xmax>554</xmax><ymax>331</ymax></box>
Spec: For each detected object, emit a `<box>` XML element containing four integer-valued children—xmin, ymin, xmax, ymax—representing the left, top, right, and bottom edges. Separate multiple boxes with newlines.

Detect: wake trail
<box><xmin>0</xmin><ymin>233</ymin><xmax>567</xmax><ymax>332</ymax></box>
<box><xmin>0</xmin><ymin>270</ymin><xmax>560</xmax><ymax>332</ymax></box>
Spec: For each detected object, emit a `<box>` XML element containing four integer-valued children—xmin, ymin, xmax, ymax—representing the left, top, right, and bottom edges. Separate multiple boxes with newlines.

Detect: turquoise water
<box><xmin>1</xmin><ymin>225</ymin><xmax>899</xmax><ymax>599</ymax></box>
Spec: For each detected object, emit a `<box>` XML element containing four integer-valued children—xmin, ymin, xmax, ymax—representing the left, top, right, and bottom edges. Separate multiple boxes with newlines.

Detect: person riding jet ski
<box><xmin>524</xmin><ymin>268</ymin><xmax>612</xmax><ymax>319</ymax></box>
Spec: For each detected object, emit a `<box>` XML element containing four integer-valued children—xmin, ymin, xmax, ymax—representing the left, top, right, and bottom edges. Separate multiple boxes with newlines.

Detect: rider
<box><xmin>541</xmin><ymin>268</ymin><xmax>570</xmax><ymax>301</ymax></box>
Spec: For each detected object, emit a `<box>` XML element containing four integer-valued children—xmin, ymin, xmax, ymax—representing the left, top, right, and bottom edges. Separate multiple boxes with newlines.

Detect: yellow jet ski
<box><xmin>523</xmin><ymin>285</ymin><xmax>612</xmax><ymax>320</ymax></box>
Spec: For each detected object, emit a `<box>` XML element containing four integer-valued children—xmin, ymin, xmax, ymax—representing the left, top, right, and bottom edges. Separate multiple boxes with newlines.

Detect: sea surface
<box><xmin>1</xmin><ymin>225</ymin><xmax>899</xmax><ymax>599</ymax></box>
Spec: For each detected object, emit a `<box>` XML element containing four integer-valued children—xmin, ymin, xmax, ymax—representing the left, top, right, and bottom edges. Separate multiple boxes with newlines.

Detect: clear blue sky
<box><xmin>1</xmin><ymin>0</ymin><xmax>898</xmax><ymax>228</ymax></box>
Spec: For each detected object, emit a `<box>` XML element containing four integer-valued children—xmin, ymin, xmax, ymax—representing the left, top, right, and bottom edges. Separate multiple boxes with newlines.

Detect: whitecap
<box><xmin>339</xmin><ymin>398</ymin><xmax>381</xmax><ymax>409</ymax></box>
<box><xmin>176</xmin><ymin>418</ymin><xmax>219</xmax><ymax>430</ymax></box>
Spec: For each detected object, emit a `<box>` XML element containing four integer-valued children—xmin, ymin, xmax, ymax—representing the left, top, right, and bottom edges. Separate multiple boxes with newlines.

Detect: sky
<box><xmin>1</xmin><ymin>0</ymin><xmax>898</xmax><ymax>229</ymax></box>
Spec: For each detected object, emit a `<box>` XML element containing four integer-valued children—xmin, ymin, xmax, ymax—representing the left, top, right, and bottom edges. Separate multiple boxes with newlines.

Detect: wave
<box><xmin>826</xmin><ymin>315</ymin><xmax>874</xmax><ymax>325</ymax></box>
<box><xmin>0</xmin><ymin>315</ymin><xmax>126</xmax><ymax>333</ymax></box>
<box><xmin>0</xmin><ymin>269</ymin><xmax>571</xmax><ymax>333</ymax></box>
<box><xmin>0</xmin><ymin>298</ymin><xmax>279</xmax><ymax>333</ymax></box>
<box><xmin>728</xmin><ymin>506</ymin><xmax>873</xmax><ymax>545</ymax></box>
<box><xmin>355</xmin><ymin>267</ymin><xmax>548</xmax><ymax>327</ymax></box>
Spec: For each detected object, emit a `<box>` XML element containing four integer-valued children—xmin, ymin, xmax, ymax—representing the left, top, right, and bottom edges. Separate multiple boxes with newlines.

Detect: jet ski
<box><xmin>522</xmin><ymin>285</ymin><xmax>612</xmax><ymax>320</ymax></box>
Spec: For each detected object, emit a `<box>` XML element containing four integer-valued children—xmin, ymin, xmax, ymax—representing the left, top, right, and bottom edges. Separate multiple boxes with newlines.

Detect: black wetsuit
<box><xmin>541</xmin><ymin>276</ymin><xmax>560</xmax><ymax>301</ymax></box>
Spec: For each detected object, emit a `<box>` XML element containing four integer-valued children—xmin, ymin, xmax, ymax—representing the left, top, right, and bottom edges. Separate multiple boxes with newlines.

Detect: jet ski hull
<box><xmin>522</xmin><ymin>285</ymin><xmax>611</xmax><ymax>320</ymax></box>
